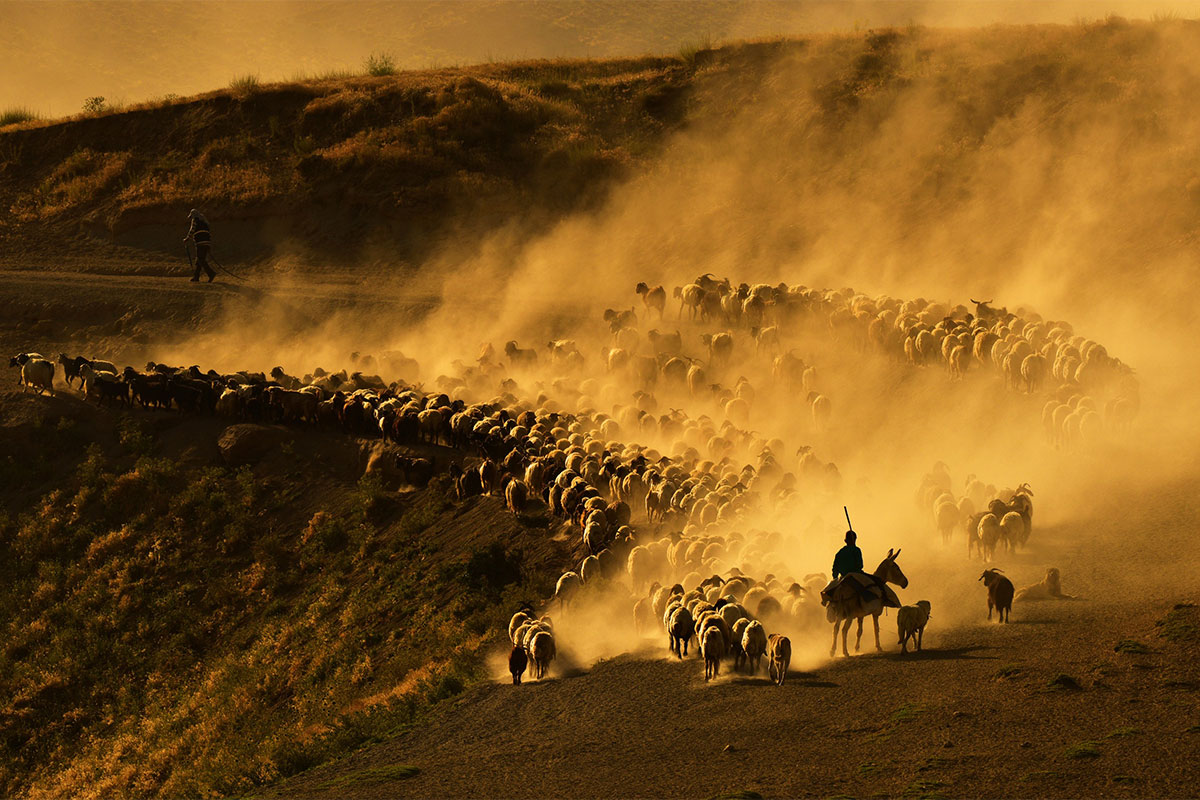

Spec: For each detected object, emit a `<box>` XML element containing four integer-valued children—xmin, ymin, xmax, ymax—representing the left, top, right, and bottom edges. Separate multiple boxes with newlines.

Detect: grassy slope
<box><xmin>0</xmin><ymin>53</ymin><xmax>699</xmax><ymax>266</ymax></box>
<box><xmin>4</xmin><ymin>19</ymin><xmax>1200</xmax><ymax>278</ymax></box>
<box><xmin>0</xmin><ymin>389</ymin><xmax>574</xmax><ymax>799</ymax></box>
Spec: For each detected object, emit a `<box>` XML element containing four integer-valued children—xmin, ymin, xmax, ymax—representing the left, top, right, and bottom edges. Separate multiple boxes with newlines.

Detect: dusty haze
<box><xmin>129</xmin><ymin>19</ymin><xmax>1200</xmax><ymax>672</ymax></box>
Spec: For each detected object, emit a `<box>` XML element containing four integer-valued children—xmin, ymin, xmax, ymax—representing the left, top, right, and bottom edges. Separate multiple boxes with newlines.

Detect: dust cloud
<box><xmin>142</xmin><ymin>18</ymin><xmax>1200</xmax><ymax>675</ymax></box>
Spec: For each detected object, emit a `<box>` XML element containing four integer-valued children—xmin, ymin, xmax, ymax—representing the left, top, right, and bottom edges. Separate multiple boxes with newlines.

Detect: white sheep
<box><xmin>19</xmin><ymin>357</ymin><xmax>55</xmax><ymax>395</ymax></box>
<box><xmin>701</xmin><ymin>626</ymin><xmax>726</xmax><ymax>681</ymax></box>
<box><xmin>897</xmin><ymin>600</ymin><xmax>932</xmax><ymax>653</ymax></box>
<box><xmin>741</xmin><ymin>620</ymin><xmax>767</xmax><ymax>674</ymax></box>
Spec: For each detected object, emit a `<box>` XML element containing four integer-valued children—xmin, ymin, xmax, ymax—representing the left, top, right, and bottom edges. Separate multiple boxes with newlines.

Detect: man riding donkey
<box><xmin>821</xmin><ymin>507</ymin><xmax>909</xmax><ymax>657</ymax></box>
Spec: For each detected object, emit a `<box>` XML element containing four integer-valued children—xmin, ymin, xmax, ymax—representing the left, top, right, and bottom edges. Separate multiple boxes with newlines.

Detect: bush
<box><xmin>82</xmin><ymin>96</ymin><xmax>107</xmax><ymax>114</ymax></box>
<box><xmin>365</xmin><ymin>52</ymin><xmax>398</xmax><ymax>76</ymax></box>
<box><xmin>463</xmin><ymin>542</ymin><xmax>522</xmax><ymax>596</ymax></box>
<box><xmin>0</xmin><ymin>107</ymin><xmax>39</xmax><ymax>126</ymax></box>
<box><xmin>229</xmin><ymin>74</ymin><xmax>261</xmax><ymax>97</ymax></box>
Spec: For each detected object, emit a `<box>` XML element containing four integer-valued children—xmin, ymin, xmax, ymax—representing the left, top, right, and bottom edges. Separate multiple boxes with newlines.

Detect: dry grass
<box><xmin>0</xmin><ymin>408</ymin><xmax>557</xmax><ymax>799</ymax></box>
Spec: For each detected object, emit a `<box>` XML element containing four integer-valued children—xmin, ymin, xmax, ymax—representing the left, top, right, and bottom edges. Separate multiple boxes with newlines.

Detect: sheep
<box><xmin>394</xmin><ymin>455</ymin><xmax>435</xmax><ymax>488</ymax></box>
<box><xmin>979</xmin><ymin>569</ymin><xmax>1014</xmax><ymax>623</ymax></box>
<box><xmin>554</xmin><ymin>571</ymin><xmax>583</xmax><ymax>611</ymax></box>
<box><xmin>766</xmin><ymin>633</ymin><xmax>791</xmax><ymax>686</ymax></box>
<box><xmin>999</xmin><ymin>511</ymin><xmax>1026</xmax><ymax>553</ymax></box>
<box><xmin>509</xmin><ymin>609</ymin><xmax>535</xmax><ymax>644</ymax></box>
<box><xmin>636</xmin><ymin>282</ymin><xmax>667</xmax><ymax>319</ymax></box>
<box><xmin>897</xmin><ymin>600</ymin><xmax>932</xmax><ymax>653</ymax></box>
<box><xmin>509</xmin><ymin>644</ymin><xmax>528</xmax><ymax>684</ymax></box>
<box><xmin>266</xmin><ymin>387</ymin><xmax>318</xmax><ymax>424</ymax></box>
<box><xmin>701</xmin><ymin>626</ymin><xmax>726</xmax><ymax>681</ymax></box>
<box><xmin>11</xmin><ymin>355</ymin><xmax>54</xmax><ymax>395</ymax></box>
<box><xmin>741</xmin><ymin>620</ymin><xmax>767</xmax><ymax>674</ymax></box>
<box><xmin>700</xmin><ymin>332</ymin><xmax>734</xmax><ymax>366</ymax></box>
<box><xmin>503</xmin><ymin>340</ymin><xmax>538</xmax><ymax>368</ymax></box>
<box><xmin>529</xmin><ymin>630</ymin><xmax>556</xmax><ymax>679</ymax></box>
<box><xmin>668</xmin><ymin>605</ymin><xmax>695</xmax><ymax>657</ymax></box>
<box><xmin>1015</xmin><ymin>567</ymin><xmax>1077</xmax><ymax>601</ymax></box>
<box><xmin>978</xmin><ymin>512</ymin><xmax>1001</xmax><ymax>560</ymax></box>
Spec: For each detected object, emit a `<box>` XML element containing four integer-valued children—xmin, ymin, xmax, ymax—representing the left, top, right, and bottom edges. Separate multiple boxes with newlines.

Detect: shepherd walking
<box><xmin>184</xmin><ymin>209</ymin><xmax>216</xmax><ymax>283</ymax></box>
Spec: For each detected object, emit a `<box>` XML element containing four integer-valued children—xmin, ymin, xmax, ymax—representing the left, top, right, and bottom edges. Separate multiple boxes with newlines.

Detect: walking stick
<box><xmin>184</xmin><ymin>240</ymin><xmax>194</xmax><ymax>272</ymax></box>
<box><xmin>207</xmin><ymin>253</ymin><xmax>245</xmax><ymax>281</ymax></box>
<box><xmin>844</xmin><ymin>505</ymin><xmax>853</xmax><ymax>532</ymax></box>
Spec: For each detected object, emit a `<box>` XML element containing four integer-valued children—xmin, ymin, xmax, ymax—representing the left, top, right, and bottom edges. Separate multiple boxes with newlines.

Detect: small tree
<box><xmin>83</xmin><ymin>96</ymin><xmax>107</xmax><ymax>114</ymax></box>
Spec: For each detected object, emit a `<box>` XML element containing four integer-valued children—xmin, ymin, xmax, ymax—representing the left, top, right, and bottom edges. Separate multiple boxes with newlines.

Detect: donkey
<box><xmin>826</xmin><ymin>548</ymin><xmax>909</xmax><ymax>657</ymax></box>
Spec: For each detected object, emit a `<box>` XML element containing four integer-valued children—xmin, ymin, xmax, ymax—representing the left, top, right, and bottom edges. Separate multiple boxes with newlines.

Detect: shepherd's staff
<box><xmin>844</xmin><ymin>505</ymin><xmax>853</xmax><ymax>533</ymax></box>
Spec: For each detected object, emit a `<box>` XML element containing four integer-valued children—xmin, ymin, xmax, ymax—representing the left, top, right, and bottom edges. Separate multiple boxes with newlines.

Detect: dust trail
<box><xmin>136</xmin><ymin>20</ymin><xmax>1200</xmax><ymax>674</ymax></box>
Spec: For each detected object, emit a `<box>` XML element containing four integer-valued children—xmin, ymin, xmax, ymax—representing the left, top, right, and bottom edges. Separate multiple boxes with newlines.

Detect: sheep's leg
<box><xmin>873</xmin><ymin>614</ymin><xmax>882</xmax><ymax>651</ymax></box>
<box><xmin>917</xmin><ymin>626</ymin><xmax>924</xmax><ymax>651</ymax></box>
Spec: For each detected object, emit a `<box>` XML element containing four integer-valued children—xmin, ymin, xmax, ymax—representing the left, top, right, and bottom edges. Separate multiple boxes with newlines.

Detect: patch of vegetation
<box><xmin>1112</xmin><ymin>775</ymin><xmax>1138</xmax><ymax>785</ymax></box>
<box><xmin>229</xmin><ymin>73</ymin><xmax>261</xmax><ymax>96</ymax></box>
<box><xmin>903</xmin><ymin>779</ymin><xmax>948</xmax><ymax>799</ymax></box>
<box><xmin>365</xmin><ymin>51</ymin><xmax>398</xmax><ymax>76</ymax></box>
<box><xmin>1021</xmin><ymin>770</ymin><xmax>1066</xmax><ymax>782</ymax></box>
<box><xmin>1046</xmin><ymin>673</ymin><xmax>1083</xmax><ymax>691</ymax></box>
<box><xmin>708</xmin><ymin>792</ymin><xmax>763</xmax><ymax>800</ymax></box>
<box><xmin>858</xmin><ymin>761</ymin><xmax>882</xmax><ymax>776</ymax></box>
<box><xmin>1187</xmin><ymin>724</ymin><xmax>1200</xmax><ymax>734</ymax></box>
<box><xmin>1065</xmin><ymin>740</ymin><xmax>1102</xmax><ymax>759</ymax></box>
<box><xmin>319</xmin><ymin>763</ymin><xmax>419</xmax><ymax>789</ymax></box>
<box><xmin>1105</xmin><ymin>727</ymin><xmax>1142</xmax><ymax>739</ymax></box>
<box><xmin>82</xmin><ymin>95</ymin><xmax>106</xmax><ymax>113</ymax></box>
<box><xmin>0</xmin><ymin>106</ymin><xmax>39</xmax><ymax>126</ymax></box>
<box><xmin>678</xmin><ymin>33</ymin><xmax>715</xmax><ymax>67</ymax></box>
<box><xmin>995</xmin><ymin>663</ymin><xmax>1022</xmax><ymax>679</ymax></box>
<box><xmin>1156</xmin><ymin>604</ymin><xmax>1198</xmax><ymax>643</ymax></box>
<box><xmin>892</xmin><ymin>703</ymin><xmax>924</xmax><ymax>723</ymax></box>
<box><xmin>1114</xmin><ymin>639</ymin><xmax>1150</xmax><ymax>654</ymax></box>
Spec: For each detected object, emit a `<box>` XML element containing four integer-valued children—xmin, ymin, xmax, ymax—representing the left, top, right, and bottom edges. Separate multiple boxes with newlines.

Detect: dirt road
<box><xmin>264</xmin><ymin>600</ymin><xmax>1200</xmax><ymax>799</ymax></box>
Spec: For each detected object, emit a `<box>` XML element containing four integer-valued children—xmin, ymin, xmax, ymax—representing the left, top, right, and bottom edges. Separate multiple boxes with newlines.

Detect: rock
<box><xmin>218</xmin><ymin>424</ymin><xmax>289</xmax><ymax>466</ymax></box>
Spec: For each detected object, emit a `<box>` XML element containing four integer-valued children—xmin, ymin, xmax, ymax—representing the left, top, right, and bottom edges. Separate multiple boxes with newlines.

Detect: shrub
<box><xmin>0</xmin><ymin>106</ymin><xmax>38</xmax><ymax>126</ymax></box>
<box><xmin>82</xmin><ymin>96</ymin><xmax>107</xmax><ymax>114</ymax></box>
<box><xmin>229</xmin><ymin>74</ymin><xmax>261</xmax><ymax>97</ymax></box>
<box><xmin>365</xmin><ymin>52</ymin><xmax>398</xmax><ymax>76</ymax></box>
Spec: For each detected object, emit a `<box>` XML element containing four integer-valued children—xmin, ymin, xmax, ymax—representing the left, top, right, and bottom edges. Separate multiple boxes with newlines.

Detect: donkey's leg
<box><xmin>830</xmin><ymin>621</ymin><xmax>839</xmax><ymax>658</ymax></box>
<box><xmin>854</xmin><ymin>617</ymin><xmax>863</xmax><ymax>652</ymax></box>
<box><xmin>873</xmin><ymin>613</ymin><xmax>882</xmax><ymax>651</ymax></box>
<box><xmin>842</xmin><ymin>619</ymin><xmax>851</xmax><ymax>657</ymax></box>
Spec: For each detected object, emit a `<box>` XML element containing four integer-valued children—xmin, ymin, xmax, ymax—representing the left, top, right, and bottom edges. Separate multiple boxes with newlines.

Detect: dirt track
<box><xmin>265</xmin><ymin>601</ymin><xmax>1200</xmax><ymax>799</ymax></box>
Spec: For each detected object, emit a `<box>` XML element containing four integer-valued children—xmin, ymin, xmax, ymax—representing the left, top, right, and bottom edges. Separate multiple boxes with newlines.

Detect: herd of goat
<box><xmin>9</xmin><ymin>274</ymin><xmax>1120</xmax><ymax>682</ymax></box>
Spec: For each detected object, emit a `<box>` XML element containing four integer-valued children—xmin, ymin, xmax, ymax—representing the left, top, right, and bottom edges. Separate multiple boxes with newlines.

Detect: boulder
<box><xmin>218</xmin><ymin>424</ymin><xmax>289</xmax><ymax>466</ymax></box>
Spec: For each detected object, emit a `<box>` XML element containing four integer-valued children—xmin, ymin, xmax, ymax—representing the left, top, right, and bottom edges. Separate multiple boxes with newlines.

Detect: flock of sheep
<box><xmin>7</xmin><ymin>273</ymin><xmax>1124</xmax><ymax>684</ymax></box>
<box><xmin>916</xmin><ymin>464</ymin><xmax>1036</xmax><ymax>559</ymax></box>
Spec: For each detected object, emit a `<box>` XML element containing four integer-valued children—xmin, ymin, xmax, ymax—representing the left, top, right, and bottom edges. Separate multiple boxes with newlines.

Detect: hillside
<box><xmin>3</xmin><ymin>18</ymin><xmax>1200</xmax><ymax>800</ymax></box>
<box><xmin>0</xmin><ymin>53</ymin><xmax>691</xmax><ymax>268</ymax></box>
<box><xmin>0</xmin><ymin>384</ymin><xmax>578</xmax><ymax>798</ymax></box>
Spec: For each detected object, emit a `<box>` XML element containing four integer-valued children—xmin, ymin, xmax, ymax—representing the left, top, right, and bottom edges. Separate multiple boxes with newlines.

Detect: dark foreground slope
<box><xmin>0</xmin><ymin>385</ymin><xmax>577</xmax><ymax>799</ymax></box>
